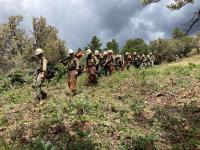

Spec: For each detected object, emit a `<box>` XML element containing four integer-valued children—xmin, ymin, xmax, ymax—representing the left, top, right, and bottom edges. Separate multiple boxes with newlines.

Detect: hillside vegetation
<box><xmin>0</xmin><ymin>55</ymin><xmax>200</xmax><ymax>150</ymax></box>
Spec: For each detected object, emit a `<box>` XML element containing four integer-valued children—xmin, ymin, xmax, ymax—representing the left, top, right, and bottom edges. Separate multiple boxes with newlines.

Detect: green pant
<box><xmin>34</xmin><ymin>73</ymin><xmax>47</xmax><ymax>100</ymax></box>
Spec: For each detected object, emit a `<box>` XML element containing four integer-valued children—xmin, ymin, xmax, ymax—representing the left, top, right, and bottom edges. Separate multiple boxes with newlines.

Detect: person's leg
<box><xmin>104</xmin><ymin>65</ymin><xmax>108</xmax><ymax>76</ymax></box>
<box><xmin>70</xmin><ymin>70</ymin><xmax>77</xmax><ymax>93</ymax></box>
<box><xmin>35</xmin><ymin>73</ymin><xmax>43</xmax><ymax>100</ymax></box>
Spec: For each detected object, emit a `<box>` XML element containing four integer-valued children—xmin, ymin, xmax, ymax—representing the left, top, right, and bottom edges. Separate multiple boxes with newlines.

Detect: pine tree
<box><xmin>32</xmin><ymin>17</ymin><xmax>66</xmax><ymax>63</ymax></box>
<box><xmin>87</xmin><ymin>36</ymin><xmax>102</xmax><ymax>52</ymax></box>
<box><xmin>106</xmin><ymin>39</ymin><xmax>119</xmax><ymax>54</ymax></box>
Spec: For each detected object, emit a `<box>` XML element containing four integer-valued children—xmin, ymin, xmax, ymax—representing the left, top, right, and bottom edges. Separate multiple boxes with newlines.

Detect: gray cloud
<box><xmin>0</xmin><ymin>0</ymin><xmax>200</xmax><ymax>49</ymax></box>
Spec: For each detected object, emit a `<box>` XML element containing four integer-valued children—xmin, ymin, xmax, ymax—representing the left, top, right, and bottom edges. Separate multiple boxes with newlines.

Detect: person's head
<box><xmin>95</xmin><ymin>50</ymin><xmax>99</xmax><ymax>56</ymax></box>
<box><xmin>108</xmin><ymin>50</ymin><xmax>112</xmax><ymax>55</ymax></box>
<box><xmin>110</xmin><ymin>50</ymin><xmax>114</xmax><ymax>54</ymax></box>
<box><xmin>35</xmin><ymin>48</ymin><xmax>44</xmax><ymax>58</ymax></box>
<box><xmin>116</xmin><ymin>55</ymin><xmax>120</xmax><ymax>59</ymax></box>
<box><xmin>86</xmin><ymin>49</ymin><xmax>92</xmax><ymax>56</ymax></box>
<box><xmin>125</xmin><ymin>52</ymin><xmax>130</xmax><ymax>56</ymax></box>
<box><xmin>103</xmin><ymin>51</ymin><xmax>108</xmax><ymax>57</ymax></box>
<box><xmin>68</xmin><ymin>49</ymin><xmax>74</xmax><ymax>57</ymax></box>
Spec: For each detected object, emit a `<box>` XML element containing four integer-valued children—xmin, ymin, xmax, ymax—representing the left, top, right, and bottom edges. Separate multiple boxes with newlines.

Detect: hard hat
<box><xmin>103</xmin><ymin>51</ymin><xmax>108</xmax><ymax>55</ymax></box>
<box><xmin>125</xmin><ymin>52</ymin><xmax>130</xmax><ymax>55</ymax></box>
<box><xmin>108</xmin><ymin>50</ymin><xmax>112</xmax><ymax>54</ymax></box>
<box><xmin>110</xmin><ymin>50</ymin><xmax>113</xmax><ymax>54</ymax></box>
<box><xmin>133</xmin><ymin>52</ymin><xmax>137</xmax><ymax>55</ymax></box>
<box><xmin>150</xmin><ymin>52</ymin><xmax>153</xmax><ymax>55</ymax></box>
<box><xmin>86</xmin><ymin>49</ymin><xmax>92</xmax><ymax>55</ymax></box>
<box><xmin>35</xmin><ymin>48</ymin><xmax>44</xmax><ymax>55</ymax></box>
<box><xmin>95</xmin><ymin>50</ymin><xmax>99</xmax><ymax>55</ymax></box>
<box><xmin>68</xmin><ymin>49</ymin><xmax>74</xmax><ymax>54</ymax></box>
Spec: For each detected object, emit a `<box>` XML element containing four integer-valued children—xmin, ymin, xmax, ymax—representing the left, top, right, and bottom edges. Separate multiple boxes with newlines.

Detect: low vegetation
<box><xmin>0</xmin><ymin>55</ymin><xmax>200</xmax><ymax>149</ymax></box>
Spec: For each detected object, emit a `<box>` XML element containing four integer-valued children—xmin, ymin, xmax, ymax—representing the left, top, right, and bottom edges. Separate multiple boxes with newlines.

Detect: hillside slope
<box><xmin>0</xmin><ymin>55</ymin><xmax>200</xmax><ymax>149</ymax></box>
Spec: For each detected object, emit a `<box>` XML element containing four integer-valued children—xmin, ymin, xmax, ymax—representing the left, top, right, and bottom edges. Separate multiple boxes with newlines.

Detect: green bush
<box><xmin>131</xmin><ymin>99</ymin><xmax>145</xmax><ymax>117</ymax></box>
<box><xmin>0</xmin><ymin>138</ymin><xmax>12</xmax><ymax>150</ymax></box>
<box><xmin>0</xmin><ymin>77</ymin><xmax>10</xmax><ymax>93</ymax></box>
<box><xmin>27</xmin><ymin>139</ymin><xmax>56</xmax><ymax>150</ymax></box>
<box><xmin>121</xmin><ymin>134</ymin><xmax>158</xmax><ymax>150</ymax></box>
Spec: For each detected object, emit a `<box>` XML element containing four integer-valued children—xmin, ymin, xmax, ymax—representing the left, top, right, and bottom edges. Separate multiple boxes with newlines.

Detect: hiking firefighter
<box><xmin>124</xmin><ymin>52</ymin><xmax>133</xmax><ymax>71</ymax></box>
<box><xmin>141</xmin><ymin>54</ymin><xmax>147</xmax><ymax>69</ymax></box>
<box><xmin>101</xmin><ymin>51</ymin><xmax>108</xmax><ymax>76</ymax></box>
<box><xmin>133</xmin><ymin>52</ymin><xmax>141</xmax><ymax>69</ymax></box>
<box><xmin>59</xmin><ymin>49</ymin><xmax>79</xmax><ymax>95</ymax></box>
<box><xmin>149</xmin><ymin>52</ymin><xmax>155</xmax><ymax>67</ymax></box>
<box><xmin>110</xmin><ymin>50</ymin><xmax>116</xmax><ymax>73</ymax></box>
<box><xmin>104</xmin><ymin>50</ymin><xmax>114</xmax><ymax>76</ymax></box>
<box><xmin>85</xmin><ymin>49</ymin><xmax>99</xmax><ymax>86</ymax></box>
<box><xmin>94</xmin><ymin>50</ymin><xmax>102</xmax><ymax>77</ymax></box>
<box><xmin>34</xmin><ymin>48</ymin><xmax>48</xmax><ymax>101</ymax></box>
<box><xmin>115</xmin><ymin>55</ymin><xmax>125</xmax><ymax>71</ymax></box>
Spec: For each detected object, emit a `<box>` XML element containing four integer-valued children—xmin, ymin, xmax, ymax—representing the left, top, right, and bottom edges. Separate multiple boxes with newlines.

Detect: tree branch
<box><xmin>184</xmin><ymin>9</ymin><xmax>200</xmax><ymax>34</ymax></box>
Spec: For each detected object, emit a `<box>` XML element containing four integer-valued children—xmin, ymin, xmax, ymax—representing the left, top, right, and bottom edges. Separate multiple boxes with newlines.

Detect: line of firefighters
<box><xmin>34</xmin><ymin>48</ymin><xmax>155</xmax><ymax>100</ymax></box>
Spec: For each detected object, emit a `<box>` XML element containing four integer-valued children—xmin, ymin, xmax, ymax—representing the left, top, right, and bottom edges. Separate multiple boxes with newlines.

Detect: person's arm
<box><xmin>74</xmin><ymin>58</ymin><xmax>79</xmax><ymax>75</ymax></box>
<box><xmin>113</xmin><ymin>55</ymin><xmax>116</xmax><ymax>64</ymax></box>
<box><xmin>84</xmin><ymin>57</ymin><xmax>88</xmax><ymax>71</ymax></box>
<box><xmin>95</xmin><ymin>56</ymin><xmax>99</xmax><ymax>66</ymax></box>
<box><xmin>75</xmin><ymin>58</ymin><xmax>80</xmax><ymax>70</ymax></box>
<box><xmin>104</xmin><ymin>56</ymin><xmax>109</xmax><ymax>66</ymax></box>
<box><xmin>42</xmin><ymin>58</ymin><xmax>48</xmax><ymax>79</ymax></box>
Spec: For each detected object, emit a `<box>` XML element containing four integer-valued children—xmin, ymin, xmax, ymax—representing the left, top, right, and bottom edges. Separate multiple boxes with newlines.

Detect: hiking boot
<box><xmin>41</xmin><ymin>92</ymin><xmax>47</xmax><ymax>99</ymax></box>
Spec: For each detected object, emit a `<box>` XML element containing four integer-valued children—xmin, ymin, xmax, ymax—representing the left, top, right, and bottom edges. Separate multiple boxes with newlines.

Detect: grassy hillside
<box><xmin>0</xmin><ymin>55</ymin><xmax>200</xmax><ymax>149</ymax></box>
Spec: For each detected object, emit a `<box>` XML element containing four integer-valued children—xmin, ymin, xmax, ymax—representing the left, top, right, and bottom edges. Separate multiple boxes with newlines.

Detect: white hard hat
<box><xmin>68</xmin><ymin>49</ymin><xmax>74</xmax><ymax>54</ymax></box>
<box><xmin>86</xmin><ymin>49</ymin><xmax>92</xmax><ymax>55</ymax></box>
<box><xmin>103</xmin><ymin>51</ymin><xmax>108</xmax><ymax>55</ymax></box>
<box><xmin>108</xmin><ymin>50</ymin><xmax>112</xmax><ymax>54</ymax></box>
<box><xmin>95</xmin><ymin>50</ymin><xmax>99</xmax><ymax>55</ymax></box>
<box><xmin>35</xmin><ymin>48</ymin><xmax>44</xmax><ymax>55</ymax></box>
<box><xmin>110</xmin><ymin>50</ymin><xmax>113</xmax><ymax>54</ymax></box>
<box><xmin>125</xmin><ymin>52</ymin><xmax>130</xmax><ymax>55</ymax></box>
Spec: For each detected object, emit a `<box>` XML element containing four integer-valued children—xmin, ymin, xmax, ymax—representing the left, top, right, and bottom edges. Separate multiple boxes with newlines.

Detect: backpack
<box><xmin>78</xmin><ymin>64</ymin><xmax>84</xmax><ymax>76</ymax></box>
<box><xmin>45</xmin><ymin>64</ymin><xmax>55</xmax><ymax>80</ymax></box>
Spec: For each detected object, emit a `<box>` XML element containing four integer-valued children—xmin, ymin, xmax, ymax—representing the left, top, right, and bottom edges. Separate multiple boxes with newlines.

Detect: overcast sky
<box><xmin>0</xmin><ymin>0</ymin><xmax>200</xmax><ymax>49</ymax></box>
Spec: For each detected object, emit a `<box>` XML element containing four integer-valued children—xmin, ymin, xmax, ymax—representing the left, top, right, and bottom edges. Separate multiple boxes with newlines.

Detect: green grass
<box><xmin>0</xmin><ymin>55</ymin><xmax>200</xmax><ymax>149</ymax></box>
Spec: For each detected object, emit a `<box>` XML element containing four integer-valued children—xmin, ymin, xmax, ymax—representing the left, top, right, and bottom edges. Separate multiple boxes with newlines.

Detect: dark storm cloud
<box><xmin>87</xmin><ymin>0</ymin><xmax>142</xmax><ymax>35</ymax></box>
<box><xmin>0</xmin><ymin>0</ymin><xmax>200</xmax><ymax>49</ymax></box>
